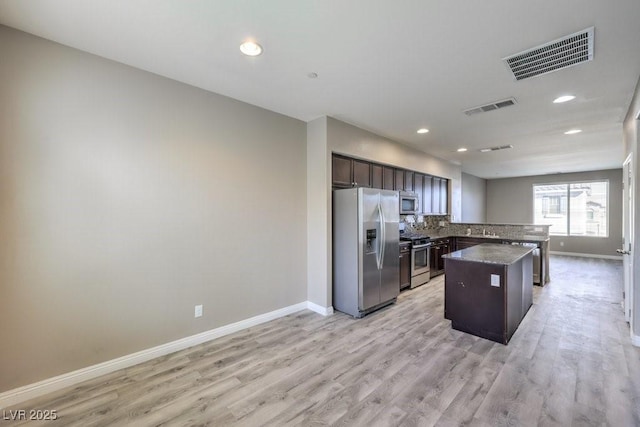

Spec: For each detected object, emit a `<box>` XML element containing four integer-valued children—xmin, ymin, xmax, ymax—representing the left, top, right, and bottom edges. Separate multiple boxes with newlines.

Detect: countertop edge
<box><xmin>442</xmin><ymin>243</ymin><xmax>536</xmax><ymax>265</ymax></box>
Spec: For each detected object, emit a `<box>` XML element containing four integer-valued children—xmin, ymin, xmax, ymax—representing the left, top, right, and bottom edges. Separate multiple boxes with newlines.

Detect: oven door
<box><xmin>411</xmin><ymin>243</ymin><xmax>430</xmax><ymax>277</ymax></box>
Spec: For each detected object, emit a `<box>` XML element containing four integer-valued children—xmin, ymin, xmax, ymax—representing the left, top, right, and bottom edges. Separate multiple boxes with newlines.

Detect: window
<box><xmin>533</xmin><ymin>181</ymin><xmax>608</xmax><ymax>237</ymax></box>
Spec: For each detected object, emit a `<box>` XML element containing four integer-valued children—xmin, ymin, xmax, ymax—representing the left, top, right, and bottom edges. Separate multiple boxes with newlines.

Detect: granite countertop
<box><xmin>455</xmin><ymin>234</ymin><xmax>549</xmax><ymax>243</ymax></box>
<box><xmin>411</xmin><ymin>230</ymin><xmax>549</xmax><ymax>243</ymax></box>
<box><xmin>442</xmin><ymin>243</ymin><xmax>535</xmax><ymax>265</ymax></box>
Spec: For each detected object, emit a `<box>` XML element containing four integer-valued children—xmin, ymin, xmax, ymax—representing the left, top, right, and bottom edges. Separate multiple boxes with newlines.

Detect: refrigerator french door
<box><xmin>333</xmin><ymin>188</ymin><xmax>400</xmax><ymax>318</ymax></box>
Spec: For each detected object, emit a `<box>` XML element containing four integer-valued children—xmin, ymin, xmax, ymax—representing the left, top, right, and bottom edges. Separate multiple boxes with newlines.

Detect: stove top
<box><xmin>399</xmin><ymin>232</ymin><xmax>430</xmax><ymax>241</ymax></box>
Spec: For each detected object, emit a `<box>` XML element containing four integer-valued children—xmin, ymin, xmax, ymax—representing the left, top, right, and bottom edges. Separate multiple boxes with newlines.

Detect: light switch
<box><xmin>490</xmin><ymin>274</ymin><xmax>500</xmax><ymax>287</ymax></box>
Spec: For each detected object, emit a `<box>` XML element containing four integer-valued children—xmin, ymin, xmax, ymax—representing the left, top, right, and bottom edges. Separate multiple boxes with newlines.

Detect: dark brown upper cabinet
<box><xmin>352</xmin><ymin>159</ymin><xmax>371</xmax><ymax>188</ymax></box>
<box><xmin>332</xmin><ymin>155</ymin><xmax>353</xmax><ymax>188</ymax></box>
<box><xmin>332</xmin><ymin>154</ymin><xmax>371</xmax><ymax>188</ymax></box>
<box><xmin>414</xmin><ymin>173</ymin><xmax>424</xmax><ymax>213</ymax></box>
<box><xmin>332</xmin><ymin>154</ymin><xmax>448</xmax><ymax>213</ymax></box>
<box><xmin>371</xmin><ymin>164</ymin><xmax>383</xmax><ymax>189</ymax></box>
<box><xmin>383</xmin><ymin>167</ymin><xmax>395</xmax><ymax>190</ymax></box>
<box><xmin>404</xmin><ymin>170</ymin><xmax>414</xmax><ymax>192</ymax></box>
<box><xmin>423</xmin><ymin>176</ymin><xmax>433</xmax><ymax>214</ymax></box>
<box><xmin>394</xmin><ymin>169</ymin><xmax>404</xmax><ymax>191</ymax></box>
<box><xmin>430</xmin><ymin>177</ymin><xmax>449</xmax><ymax>214</ymax></box>
<box><xmin>432</xmin><ymin>177</ymin><xmax>443</xmax><ymax>213</ymax></box>
<box><xmin>439</xmin><ymin>177</ymin><xmax>449</xmax><ymax>214</ymax></box>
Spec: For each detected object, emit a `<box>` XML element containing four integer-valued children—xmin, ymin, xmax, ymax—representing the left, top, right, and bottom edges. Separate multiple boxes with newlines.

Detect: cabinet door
<box><xmin>443</xmin><ymin>241</ymin><xmax>451</xmax><ymax>257</ymax></box>
<box><xmin>332</xmin><ymin>155</ymin><xmax>353</xmax><ymax>188</ymax></box>
<box><xmin>414</xmin><ymin>174</ymin><xmax>424</xmax><ymax>213</ymax></box>
<box><xmin>439</xmin><ymin>178</ymin><xmax>448</xmax><ymax>214</ymax></box>
<box><xmin>383</xmin><ymin>167</ymin><xmax>395</xmax><ymax>190</ymax></box>
<box><xmin>371</xmin><ymin>164</ymin><xmax>383</xmax><ymax>189</ymax></box>
<box><xmin>432</xmin><ymin>177</ymin><xmax>442</xmax><ymax>213</ymax></box>
<box><xmin>456</xmin><ymin>237</ymin><xmax>485</xmax><ymax>250</ymax></box>
<box><xmin>423</xmin><ymin>176</ymin><xmax>433</xmax><ymax>214</ymax></box>
<box><xmin>395</xmin><ymin>169</ymin><xmax>404</xmax><ymax>191</ymax></box>
<box><xmin>404</xmin><ymin>171</ymin><xmax>414</xmax><ymax>192</ymax></box>
<box><xmin>430</xmin><ymin>245</ymin><xmax>439</xmax><ymax>273</ymax></box>
<box><xmin>353</xmin><ymin>159</ymin><xmax>371</xmax><ymax>188</ymax></box>
<box><xmin>400</xmin><ymin>249</ymin><xmax>411</xmax><ymax>289</ymax></box>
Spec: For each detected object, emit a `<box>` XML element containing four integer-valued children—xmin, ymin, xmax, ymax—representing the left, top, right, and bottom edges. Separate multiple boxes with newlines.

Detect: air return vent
<box><xmin>479</xmin><ymin>145</ymin><xmax>513</xmax><ymax>153</ymax></box>
<box><xmin>464</xmin><ymin>98</ymin><xmax>517</xmax><ymax>116</ymax></box>
<box><xmin>504</xmin><ymin>27</ymin><xmax>594</xmax><ymax>81</ymax></box>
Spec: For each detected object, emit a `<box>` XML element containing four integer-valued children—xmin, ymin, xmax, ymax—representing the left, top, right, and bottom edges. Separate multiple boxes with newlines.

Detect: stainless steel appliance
<box><xmin>508</xmin><ymin>242</ymin><xmax>541</xmax><ymax>284</ymax></box>
<box><xmin>333</xmin><ymin>188</ymin><xmax>400</xmax><ymax>318</ymax></box>
<box><xmin>399</xmin><ymin>191</ymin><xmax>419</xmax><ymax>215</ymax></box>
<box><xmin>400</xmin><ymin>232</ymin><xmax>432</xmax><ymax>288</ymax></box>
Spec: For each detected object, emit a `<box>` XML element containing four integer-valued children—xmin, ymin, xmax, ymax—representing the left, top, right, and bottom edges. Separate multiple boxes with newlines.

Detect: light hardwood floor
<box><xmin>6</xmin><ymin>255</ymin><xmax>640</xmax><ymax>426</ymax></box>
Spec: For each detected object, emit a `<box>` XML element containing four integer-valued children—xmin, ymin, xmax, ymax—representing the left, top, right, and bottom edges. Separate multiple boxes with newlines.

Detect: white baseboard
<box><xmin>0</xmin><ymin>301</ymin><xmax>310</xmax><ymax>409</ymax></box>
<box><xmin>306</xmin><ymin>301</ymin><xmax>334</xmax><ymax>316</ymax></box>
<box><xmin>549</xmin><ymin>251</ymin><xmax>622</xmax><ymax>260</ymax></box>
<box><xmin>632</xmin><ymin>333</ymin><xmax>640</xmax><ymax>347</ymax></box>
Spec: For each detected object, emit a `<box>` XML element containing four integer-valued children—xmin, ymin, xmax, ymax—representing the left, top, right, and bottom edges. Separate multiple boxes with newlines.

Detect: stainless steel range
<box><xmin>400</xmin><ymin>232</ymin><xmax>431</xmax><ymax>288</ymax></box>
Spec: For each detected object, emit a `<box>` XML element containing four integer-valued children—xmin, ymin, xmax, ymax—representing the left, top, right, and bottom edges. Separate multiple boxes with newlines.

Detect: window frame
<box><xmin>532</xmin><ymin>179</ymin><xmax>609</xmax><ymax>238</ymax></box>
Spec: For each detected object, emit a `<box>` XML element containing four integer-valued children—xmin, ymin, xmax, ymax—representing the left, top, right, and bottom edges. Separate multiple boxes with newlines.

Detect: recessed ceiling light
<box><xmin>240</xmin><ymin>41</ymin><xmax>263</xmax><ymax>56</ymax></box>
<box><xmin>417</xmin><ymin>128</ymin><xmax>429</xmax><ymax>134</ymax></box>
<box><xmin>553</xmin><ymin>95</ymin><xmax>576</xmax><ymax>103</ymax></box>
<box><xmin>564</xmin><ymin>129</ymin><xmax>582</xmax><ymax>135</ymax></box>
<box><xmin>457</xmin><ymin>148</ymin><xmax>468</xmax><ymax>152</ymax></box>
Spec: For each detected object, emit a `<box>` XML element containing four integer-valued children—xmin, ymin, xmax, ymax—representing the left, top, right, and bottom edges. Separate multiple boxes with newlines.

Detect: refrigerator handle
<box><xmin>378</xmin><ymin>202</ymin><xmax>386</xmax><ymax>270</ymax></box>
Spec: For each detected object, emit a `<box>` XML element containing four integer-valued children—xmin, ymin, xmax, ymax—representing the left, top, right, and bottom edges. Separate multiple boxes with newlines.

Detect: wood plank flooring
<box><xmin>6</xmin><ymin>255</ymin><xmax>640</xmax><ymax>426</ymax></box>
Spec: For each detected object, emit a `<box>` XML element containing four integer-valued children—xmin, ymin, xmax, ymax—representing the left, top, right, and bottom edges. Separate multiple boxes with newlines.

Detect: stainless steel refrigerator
<box><xmin>333</xmin><ymin>188</ymin><xmax>400</xmax><ymax>318</ymax></box>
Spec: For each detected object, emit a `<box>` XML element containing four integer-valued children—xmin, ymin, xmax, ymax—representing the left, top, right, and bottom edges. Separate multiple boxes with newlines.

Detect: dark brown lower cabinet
<box><xmin>399</xmin><ymin>242</ymin><xmax>411</xmax><ymax>290</ymax></box>
<box><xmin>430</xmin><ymin>238</ymin><xmax>451</xmax><ymax>277</ymax></box>
<box><xmin>455</xmin><ymin>237</ymin><xmax>486</xmax><ymax>250</ymax></box>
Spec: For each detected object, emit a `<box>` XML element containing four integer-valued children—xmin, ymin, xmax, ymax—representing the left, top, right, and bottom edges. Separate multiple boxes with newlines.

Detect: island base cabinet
<box><xmin>444</xmin><ymin>254</ymin><xmax>533</xmax><ymax>345</ymax></box>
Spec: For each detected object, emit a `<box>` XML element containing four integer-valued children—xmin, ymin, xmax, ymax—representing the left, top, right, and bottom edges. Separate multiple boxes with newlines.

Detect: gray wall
<box><xmin>486</xmin><ymin>169</ymin><xmax>623</xmax><ymax>256</ymax></box>
<box><xmin>461</xmin><ymin>172</ymin><xmax>487</xmax><ymax>223</ymax></box>
<box><xmin>306</xmin><ymin>117</ymin><xmax>331</xmax><ymax>308</ymax></box>
<box><xmin>0</xmin><ymin>25</ymin><xmax>307</xmax><ymax>392</ymax></box>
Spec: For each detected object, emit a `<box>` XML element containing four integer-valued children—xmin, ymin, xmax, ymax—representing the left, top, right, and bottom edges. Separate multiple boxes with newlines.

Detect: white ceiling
<box><xmin>1</xmin><ymin>0</ymin><xmax>639</xmax><ymax>178</ymax></box>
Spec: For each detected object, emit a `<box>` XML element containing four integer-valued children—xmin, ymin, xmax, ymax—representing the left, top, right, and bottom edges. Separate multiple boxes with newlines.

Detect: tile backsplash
<box><xmin>401</xmin><ymin>214</ymin><xmax>450</xmax><ymax>229</ymax></box>
<box><xmin>401</xmin><ymin>215</ymin><xmax>550</xmax><ymax>239</ymax></box>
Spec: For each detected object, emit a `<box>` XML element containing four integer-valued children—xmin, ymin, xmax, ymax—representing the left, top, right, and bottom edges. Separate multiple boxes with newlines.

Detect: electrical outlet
<box><xmin>194</xmin><ymin>304</ymin><xmax>203</xmax><ymax>318</ymax></box>
<box><xmin>490</xmin><ymin>274</ymin><xmax>500</xmax><ymax>287</ymax></box>
<box><xmin>560</xmin><ymin>241</ymin><xmax>564</xmax><ymax>247</ymax></box>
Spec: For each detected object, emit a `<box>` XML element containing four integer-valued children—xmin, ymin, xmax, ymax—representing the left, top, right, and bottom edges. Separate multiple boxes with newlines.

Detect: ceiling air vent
<box><xmin>479</xmin><ymin>144</ymin><xmax>513</xmax><ymax>153</ymax></box>
<box><xmin>464</xmin><ymin>98</ymin><xmax>516</xmax><ymax>116</ymax></box>
<box><xmin>504</xmin><ymin>27</ymin><xmax>594</xmax><ymax>81</ymax></box>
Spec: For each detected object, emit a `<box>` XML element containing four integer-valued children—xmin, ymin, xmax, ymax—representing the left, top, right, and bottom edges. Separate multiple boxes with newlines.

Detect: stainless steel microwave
<box><xmin>399</xmin><ymin>191</ymin><xmax>419</xmax><ymax>215</ymax></box>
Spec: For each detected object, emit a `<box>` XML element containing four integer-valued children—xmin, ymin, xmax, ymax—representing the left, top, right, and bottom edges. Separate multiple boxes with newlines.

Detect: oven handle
<box><xmin>412</xmin><ymin>243</ymin><xmax>432</xmax><ymax>250</ymax></box>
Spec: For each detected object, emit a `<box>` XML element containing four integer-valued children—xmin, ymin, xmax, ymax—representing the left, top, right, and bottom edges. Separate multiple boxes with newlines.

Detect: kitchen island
<box><xmin>442</xmin><ymin>243</ymin><xmax>534</xmax><ymax>344</ymax></box>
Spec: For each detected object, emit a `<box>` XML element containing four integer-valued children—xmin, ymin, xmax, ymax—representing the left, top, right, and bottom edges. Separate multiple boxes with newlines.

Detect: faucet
<box><xmin>483</xmin><ymin>228</ymin><xmax>486</xmax><ymax>236</ymax></box>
